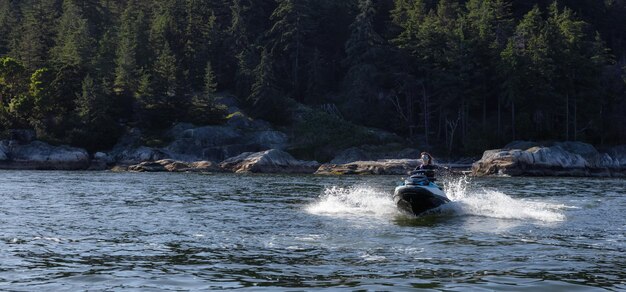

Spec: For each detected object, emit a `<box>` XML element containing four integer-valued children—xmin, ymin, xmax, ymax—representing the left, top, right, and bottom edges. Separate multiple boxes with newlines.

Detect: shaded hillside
<box><xmin>0</xmin><ymin>0</ymin><xmax>625</xmax><ymax>155</ymax></box>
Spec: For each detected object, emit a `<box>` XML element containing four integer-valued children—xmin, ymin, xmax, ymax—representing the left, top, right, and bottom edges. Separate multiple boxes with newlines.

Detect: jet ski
<box><xmin>393</xmin><ymin>169</ymin><xmax>450</xmax><ymax>216</ymax></box>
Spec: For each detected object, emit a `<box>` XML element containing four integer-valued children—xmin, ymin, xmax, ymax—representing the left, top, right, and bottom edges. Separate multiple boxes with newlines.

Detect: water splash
<box><xmin>307</xmin><ymin>177</ymin><xmax>565</xmax><ymax>223</ymax></box>
<box><xmin>305</xmin><ymin>185</ymin><xmax>398</xmax><ymax>218</ymax></box>
<box><xmin>442</xmin><ymin>176</ymin><xmax>566</xmax><ymax>222</ymax></box>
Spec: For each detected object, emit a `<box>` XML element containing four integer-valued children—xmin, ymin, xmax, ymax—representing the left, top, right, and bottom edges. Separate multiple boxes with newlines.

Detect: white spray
<box><xmin>306</xmin><ymin>176</ymin><xmax>565</xmax><ymax>223</ymax></box>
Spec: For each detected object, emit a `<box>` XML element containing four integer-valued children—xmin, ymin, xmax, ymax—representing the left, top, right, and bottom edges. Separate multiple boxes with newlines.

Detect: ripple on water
<box><xmin>0</xmin><ymin>171</ymin><xmax>624</xmax><ymax>290</ymax></box>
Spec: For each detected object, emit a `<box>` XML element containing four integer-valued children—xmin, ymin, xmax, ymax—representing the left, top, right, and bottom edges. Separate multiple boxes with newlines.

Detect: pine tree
<box><xmin>268</xmin><ymin>0</ymin><xmax>315</xmax><ymax>96</ymax></box>
<box><xmin>182</xmin><ymin>0</ymin><xmax>216</xmax><ymax>90</ymax></box>
<box><xmin>248</xmin><ymin>49</ymin><xmax>289</xmax><ymax>124</ymax></box>
<box><xmin>344</xmin><ymin>0</ymin><xmax>383</xmax><ymax>68</ymax></box>
<box><xmin>0</xmin><ymin>0</ymin><xmax>22</xmax><ymax>56</ymax></box>
<box><xmin>76</xmin><ymin>74</ymin><xmax>104</xmax><ymax>123</ymax></box>
<box><xmin>501</xmin><ymin>5</ymin><xmax>554</xmax><ymax>140</ymax></box>
<box><xmin>17</xmin><ymin>0</ymin><xmax>60</xmax><ymax>71</ymax></box>
<box><xmin>390</xmin><ymin>0</ymin><xmax>412</xmax><ymax>28</ymax></box>
<box><xmin>113</xmin><ymin>1</ymin><xmax>140</xmax><ymax>95</ymax></box>
<box><xmin>229</xmin><ymin>0</ymin><xmax>256</xmax><ymax>98</ymax></box>
<box><xmin>91</xmin><ymin>29</ymin><xmax>117</xmax><ymax>85</ymax></box>
<box><xmin>548</xmin><ymin>2</ymin><xmax>608</xmax><ymax>140</ymax></box>
<box><xmin>341</xmin><ymin>0</ymin><xmax>388</xmax><ymax>124</ymax></box>
<box><xmin>204</xmin><ymin>61</ymin><xmax>218</xmax><ymax>97</ymax></box>
<box><xmin>187</xmin><ymin>61</ymin><xmax>226</xmax><ymax>126</ymax></box>
<box><xmin>228</xmin><ymin>0</ymin><xmax>275</xmax><ymax>98</ymax></box>
<box><xmin>71</xmin><ymin>73</ymin><xmax>119</xmax><ymax>151</ymax></box>
<box><xmin>152</xmin><ymin>43</ymin><xmax>178</xmax><ymax>99</ymax></box>
<box><xmin>51</xmin><ymin>0</ymin><xmax>94</xmax><ymax>68</ymax></box>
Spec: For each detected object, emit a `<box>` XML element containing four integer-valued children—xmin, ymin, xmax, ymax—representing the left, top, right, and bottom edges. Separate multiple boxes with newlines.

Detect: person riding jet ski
<box><xmin>415</xmin><ymin>152</ymin><xmax>436</xmax><ymax>180</ymax></box>
<box><xmin>393</xmin><ymin>152</ymin><xmax>450</xmax><ymax>216</ymax></box>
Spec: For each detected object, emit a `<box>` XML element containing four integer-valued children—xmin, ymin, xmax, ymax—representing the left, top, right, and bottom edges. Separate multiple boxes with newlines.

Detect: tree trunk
<box><xmin>422</xmin><ymin>84</ymin><xmax>429</xmax><ymax>145</ymax></box>
<box><xmin>511</xmin><ymin>100</ymin><xmax>515</xmax><ymax>140</ymax></box>
<box><xmin>574</xmin><ymin>99</ymin><xmax>577</xmax><ymax>141</ymax></box>
<box><xmin>407</xmin><ymin>87</ymin><xmax>415</xmax><ymax>138</ymax></box>
<box><xmin>483</xmin><ymin>96</ymin><xmax>487</xmax><ymax>133</ymax></box>
<box><xmin>497</xmin><ymin>95</ymin><xmax>501</xmax><ymax>142</ymax></box>
<box><xmin>565</xmin><ymin>93</ymin><xmax>569</xmax><ymax>140</ymax></box>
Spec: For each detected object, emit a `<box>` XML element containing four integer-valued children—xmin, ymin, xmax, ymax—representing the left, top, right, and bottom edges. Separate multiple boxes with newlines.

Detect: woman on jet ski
<box><xmin>417</xmin><ymin>152</ymin><xmax>455</xmax><ymax>173</ymax></box>
<box><xmin>419</xmin><ymin>152</ymin><xmax>435</xmax><ymax>170</ymax></box>
<box><xmin>411</xmin><ymin>152</ymin><xmax>437</xmax><ymax>181</ymax></box>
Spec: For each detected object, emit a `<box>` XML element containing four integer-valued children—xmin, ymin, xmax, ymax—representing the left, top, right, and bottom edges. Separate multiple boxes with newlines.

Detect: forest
<box><xmin>0</xmin><ymin>0</ymin><xmax>625</xmax><ymax>155</ymax></box>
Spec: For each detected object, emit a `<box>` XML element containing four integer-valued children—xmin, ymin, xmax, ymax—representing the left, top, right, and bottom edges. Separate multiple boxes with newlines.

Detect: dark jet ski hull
<box><xmin>393</xmin><ymin>185</ymin><xmax>450</xmax><ymax>216</ymax></box>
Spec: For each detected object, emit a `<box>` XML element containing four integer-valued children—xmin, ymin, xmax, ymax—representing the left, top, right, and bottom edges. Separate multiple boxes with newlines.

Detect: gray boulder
<box><xmin>127</xmin><ymin>159</ymin><xmax>222</xmax><ymax>173</ymax></box>
<box><xmin>330</xmin><ymin>145</ymin><xmax>421</xmax><ymax>164</ymax></box>
<box><xmin>608</xmin><ymin>145</ymin><xmax>626</xmax><ymax>165</ymax></box>
<box><xmin>244</xmin><ymin>130</ymin><xmax>288</xmax><ymax>150</ymax></box>
<box><xmin>201</xmin><ymin>144</ymin><xmax>260</xmax><ymax>162</ymax></box>
<box><xmin>165</xmin><ymin>125</ymin><xmax>243</xmax><ymax>160</ymax></box>
<box><xmin>0</xmin><ymin>140</ymin><xmax>89</xmax><ymax>170</ymax></box>
<box><xmin>0</xmin><ymin>142</ymin><xmax>8</xmax><ymax>161</ymax></box>
<box><xmin>112</xmin><ymin>146</ymin><xmax>170</xmax><ymax>165</ymax></box>
<box><xmin>106</xmin><ymin>128</ymin><xmax>170</xmax><ymax>165</ymax></box>
<box><xmin>164</xmin><ymin>123</ymin><xmax>288</xmax><ymax>162</ymax></box>
<box><xmin>88</xmin><ymin>152</ymin><xmax>112</xmax><ymax>170</ymax></box>
<box><xmin>128</xmin><ymin>161</ymin><xmax>166</xmax><ymax>172</ymax></box>
<box><xmin>226</xmin><ymin>112</ymin><xmax>271</xmax><ymax>130</ymax></box>
<box><xmin>330</xmin><ymin>147</ymin><xmax>371</xmax><ymax>164</ymax></box>
<box><xmin>219</xmin><ymin>149</ymin><xmax>320</xmax><ymax>174</ymax></box>
<box><xmin>472</xmin><ymin>141</ymin><xmax>626</xmax><ymax>177</ymax></box>
<box><xmin>316</xmin><ymin>159</ymin><xmax>421</xmax><ymax>175</ymax></box>
<box><xmin>9</xmin><ymin>129</ymin><xmax>36</xmax><ymax>143</ymax></box>
<box><xmin>503</xmin><ymin>140</ymin><xmax>540</xmax><ymax>150</ymax></box>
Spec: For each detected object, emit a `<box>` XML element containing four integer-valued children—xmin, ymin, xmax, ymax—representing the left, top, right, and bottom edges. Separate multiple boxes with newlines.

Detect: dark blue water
<box><xmin>0</xmin><ymin>171</ymin><xmax>624</xmax><ymax>291</ymax></box>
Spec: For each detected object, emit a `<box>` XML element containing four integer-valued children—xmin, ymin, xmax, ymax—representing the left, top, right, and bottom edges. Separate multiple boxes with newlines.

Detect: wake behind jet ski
<box><xmin>393</xmin><ymin>153</ymin><xmax>450</xmax><ymax>216</ymax></box>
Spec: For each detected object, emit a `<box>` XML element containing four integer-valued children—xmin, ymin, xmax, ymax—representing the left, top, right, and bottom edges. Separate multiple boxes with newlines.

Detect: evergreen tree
<box><xmin>228</xmin><ymin>0</ymin><xmax>257</xmax><ymax>98</ymax></box>
<box><xmin>342</xmin><ymin>0</ymin><xmax>385</xmax><ymax>124</ymax></box>
<box><xmin>0</xmin><ymin>0</ymin><xmax>21</xmax><ymax>56</ymax></box>
<box><xmin>268</xmin><ymin>0</ymin><xmax>315</xmax><ymax>96</ymax></box>
<box><xmin>113</xmin><ymin>1</ymin><xmax>140</xmax><ymax>95</ymax></box>
<box><xmin>71</xmin><ymin>73</ymin><xmax>119</xmax><ymax>151</ymax></box>
<box><xmin>0</xmin><ymin>0</ymin><xmax>623</xmax><ymax>150</ymax></box>
<box><xmin>390</xmin><ymin>0</ymin><xmax>412</xmax><ymax>29</ymax></box>
<box><xmin>187</xmin><ymin>61</ymin><xmax>226</xmax><ymax>125</ymax></box>
<box><xmin>501</xmin><ymin>5</ymin><xmax>554</xmax><ymax>140</ymax></box>
<box><xmin>91</xmin><ymin>29</ymin><xmax>117</xmax><ymax>85</ymax></box>
<box><xmin>248</xmin><ymin>49</ymin><xmax>290</xmax><ymax>124</ymax></box>
<box><xmin>344</xmin><ymin>0</ymin><xmax>383</xmax><ymax>68</ymax></box>
<box><xmin>51</xmin><ymin>0</ymin><xmax>94</xmax><ymax>68</ymax></box>
<box><xmin>16</xmin><ymin>0</ymin><xmax>60</xmax><ymax>71</ymax></box>
<box><xmin>463</xmin><ymin>0</ymin><xmax>514</xmax><ymax>140</ymax></box>
<box><xmin>204</xmin><ymin>61</ymin><xmax>218</xmax><ymax>97</ymax></box>
<box><xmin>152</xmin><ymin>43</ymin><xmax>178</xmax><ymax>98</ymax></box>
<box><xmin>548</xmin><ymin>2</ymin><xmax>609</xmax><ymax>140</ymax></box>
<box><xmin>182</xmin><ymin>0</ymin><xmax>216</xmax><ymax>90</ymax></box>
<box><xmin>76</xmin><ymin>74</ymin><xmax>104</xmax><ymax>123</ymax></box>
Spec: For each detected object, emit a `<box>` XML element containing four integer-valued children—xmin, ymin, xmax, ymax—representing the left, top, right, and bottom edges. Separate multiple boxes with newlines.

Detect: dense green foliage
<box><xmin>0</xmin><ymin>0</ymin><xmax>625</xmax><ymax>154</ymax></box>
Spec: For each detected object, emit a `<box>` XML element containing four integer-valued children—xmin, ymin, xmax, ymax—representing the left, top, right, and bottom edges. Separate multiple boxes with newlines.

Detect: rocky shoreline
<box><xmin>2</xmin><ymin>129</ymin><xmax>625</xmax><ymax>177</ymax></box>
<box><xmin>471</xmin><ymin>141</ymin><xmax>626</xmax><ymax>177</ymax></box>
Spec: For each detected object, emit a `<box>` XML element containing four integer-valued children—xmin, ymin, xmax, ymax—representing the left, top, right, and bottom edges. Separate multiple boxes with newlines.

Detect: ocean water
<box><xmin>0</xmin><ymin>171</ymin><xmax>624</xmax><ymax>291</ymax></box>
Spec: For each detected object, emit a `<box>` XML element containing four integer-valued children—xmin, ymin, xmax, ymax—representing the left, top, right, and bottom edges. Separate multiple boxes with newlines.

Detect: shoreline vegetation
<box><xmin>1</xmin><ymin>1</ymin><xmax>625</xmax><ymax>176</ymax></box>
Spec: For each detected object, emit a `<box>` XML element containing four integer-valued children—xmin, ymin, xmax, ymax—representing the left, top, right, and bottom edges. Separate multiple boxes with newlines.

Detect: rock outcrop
<box><xmin>219</xmin><ymin>149</ymin><xmax>320</xmax><ymax>174</ymax></box>
<box><xmin>161</xmin><ymin>121</ymin><xmax>289</xmax><ymax>162</ymax></box>
<box><xmin>472</xmin><ymin>141</ymin><xmax>626</xmax><ymax>177</ymax></box>
<box><xmin>0</xmin><ymin>140</ymin><xmax>90</xmax><ymax>170</ymax></box>
<box><xmin>127</xmin><ymin>159</ymin><xmax>222</xmax><ymax>173</ymax></box>
<box><xmin>316</xmin><ymin>159</ymin><xmax>421</xmax><ymax>175</ymax></box>
<box><xmin>330</xmin><ymin>145</ymin><xmax>421</xmax><ymax>164</ymax></box>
